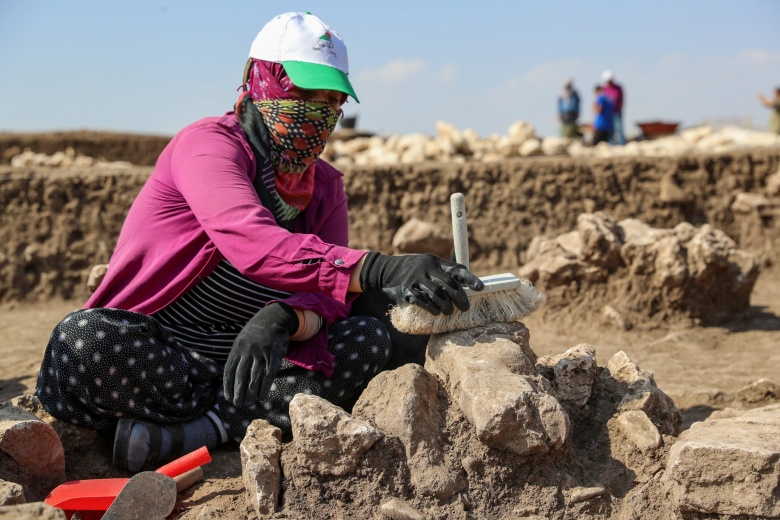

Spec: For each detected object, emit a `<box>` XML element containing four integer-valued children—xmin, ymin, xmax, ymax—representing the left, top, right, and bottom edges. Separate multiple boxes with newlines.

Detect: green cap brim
<box><xmin>282</xmin><ymin>61</ymin><xmax>359</xmax><ymax>103</ymax></box>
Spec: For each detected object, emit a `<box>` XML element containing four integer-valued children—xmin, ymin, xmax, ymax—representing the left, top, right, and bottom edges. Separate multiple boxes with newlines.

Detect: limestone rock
<box><xmin>0</xmin><ymin>503</ymin><xmax>67</xmax><ymax>519</ymax></box>
<box><xmin>663</xmin><ymin>403</ymin><xmax>780</xmax><ymax>517</ymax></box>
<box><xmin>378</xmin><ymin>497</ymin><xmax>426</xmax><ymax>520</ymax></box>
<box><xmin>0</xmin><ymin>480</ymin><xmax>24</xmax><ymax>506</ymax></box>
<box><xmin>425</xmin><ymin>323</ymin><xmax>569</xmax><ymax>456</ymax></box>
<box><xmin>536</xmin><ymin>344</ymin><xmax>597</xmax><ymax>408</ymax></box>
<box><xmin>353</xmin><ymin>364</ymin><xmax>464</xmax><ymax>499</ymax></box>
<box><xmin>391</xmin><ymin>218</ymin><xmax>452</xmax><ymax>259</ymax></box>
<box><xmin>605</xmin><ymin>351</ymin><xmax>681</xmax><ymax>436</ymax></box>
<box><xmin>288</xmin><ymin>394</ymin><xmax>382</xmax><ymax>477</ymax></box>
<box><xmin>240</xmin><ymin>419</ymin><xmax>282</xmax><ymax>518</ymax></box>
<box><xmin>0</xmin><ymin>403</ymin><xmax>66</xmax><ymax>501</ymax></box>
<box><xmin>610</xmin><ymin>410</ymin><xmax>661</xmax><ymax>453</ymax></box>
<box><xmin>735</xmin><ymin>378</ymin><xmax>780</xmax><ymax>407</ymax></box>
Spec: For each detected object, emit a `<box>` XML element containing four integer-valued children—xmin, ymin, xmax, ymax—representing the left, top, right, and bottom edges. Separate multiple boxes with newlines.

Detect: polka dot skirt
<box><xmin>36</xmin><ymin>309</ymin><xmax>391</xmax><ymax>440</ymax></box>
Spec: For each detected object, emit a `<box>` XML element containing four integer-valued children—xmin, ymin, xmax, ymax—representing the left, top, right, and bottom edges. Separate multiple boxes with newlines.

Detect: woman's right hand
<box><xmin>358</xmin><ymin>252</ymin><xmax>483</xmax><ymax>315</ymax></box>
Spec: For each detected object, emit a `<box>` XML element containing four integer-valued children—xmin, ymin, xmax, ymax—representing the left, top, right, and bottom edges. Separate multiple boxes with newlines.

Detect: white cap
<box><xmin>601</xmin><ymin>69</ymin><xmax>614</xmax><ymax>82</ymax></box>
<box><xmin>249</xmin><ymin>12</ymin><xmax>358</xmax><ymax>102</ymax></box>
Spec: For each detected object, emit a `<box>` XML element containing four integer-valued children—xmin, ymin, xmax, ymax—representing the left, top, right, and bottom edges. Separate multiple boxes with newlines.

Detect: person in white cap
<box><xmin>35</xmin><ymin>11</ymin><xmax>483</xmax><ymax>472</ymax></box>
<box><xmin>601</xmin><ymin>69</ymin><xmax>626</xmax><ymax>145</ymax></box>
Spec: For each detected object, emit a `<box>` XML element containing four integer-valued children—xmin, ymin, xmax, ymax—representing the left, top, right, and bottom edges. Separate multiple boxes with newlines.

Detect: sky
<box><xmin>1</xmin><ymin>1</ymin><xmax>779</xmax><ymax>140</ymax></box>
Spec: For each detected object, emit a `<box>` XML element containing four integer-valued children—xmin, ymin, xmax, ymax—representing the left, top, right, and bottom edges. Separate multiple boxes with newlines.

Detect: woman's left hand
<box><xmin>223</xmin><ymin>303</ymin><xmax>299</xmax><ymax>407</ymax></box>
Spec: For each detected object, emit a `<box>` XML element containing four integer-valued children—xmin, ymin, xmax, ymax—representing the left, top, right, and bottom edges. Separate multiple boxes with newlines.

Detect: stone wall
<box><xmin>1</xmin><ymin>148</ymin><xmax>779</xmax><ymax>303</ymax></box>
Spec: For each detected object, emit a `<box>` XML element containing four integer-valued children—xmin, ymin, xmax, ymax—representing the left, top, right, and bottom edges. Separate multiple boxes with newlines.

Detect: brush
<box><xmin>389</xmin><ymin>192</ymin><xmax>545</xmax><ymax>335</ymax></box>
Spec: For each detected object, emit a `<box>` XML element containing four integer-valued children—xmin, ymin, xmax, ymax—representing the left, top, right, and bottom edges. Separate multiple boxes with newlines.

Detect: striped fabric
<box><xmin>153</xmin><ymin>260</ymin><xmax>293</xmax><ymax>362</ymax></box>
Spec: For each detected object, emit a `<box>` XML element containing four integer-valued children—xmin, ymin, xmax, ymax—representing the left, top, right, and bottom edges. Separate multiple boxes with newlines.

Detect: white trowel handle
<box><xmin>450</xmin><ymin>193</ymin><xmax>469</xmax><ymax>269</ymax></box>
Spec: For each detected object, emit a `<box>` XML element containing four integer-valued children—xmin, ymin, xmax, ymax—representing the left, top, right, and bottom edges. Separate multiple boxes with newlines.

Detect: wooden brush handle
<box><xmin>174</xmin><ymin>466</ymin><xmax>204</xmax><ymax>492</ymax></box>
<box><xmin>450</xmin><ymin>193</ymin><xmax>469</xmax><ymax>269</ymax></box>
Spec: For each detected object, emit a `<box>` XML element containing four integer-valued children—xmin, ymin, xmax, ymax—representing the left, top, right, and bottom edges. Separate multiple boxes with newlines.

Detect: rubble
<box><xmin>322</xmin><ymin>122</ymin><xmax>780</xmax><ymax>167</ymax></box>
<box><xmin>521</xmin><ymin>213</ymin><xmax>761</xmax><ymax>327</ymax></box>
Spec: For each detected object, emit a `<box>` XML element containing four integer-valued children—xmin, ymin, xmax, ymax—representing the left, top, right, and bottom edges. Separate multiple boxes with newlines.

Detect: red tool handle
<box><xmin>155</xmin><ymin>446</ymin><xmax>211</xmax><ymax>478</ymax></box>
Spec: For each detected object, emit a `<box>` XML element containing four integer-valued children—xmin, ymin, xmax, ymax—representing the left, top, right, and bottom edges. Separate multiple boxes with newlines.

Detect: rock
<box><xmin>0</xmin><ymin>503</ymin><xmax>66</xmax><ymax>519</ymax></box>
<box><xmin>605</xmin><ymin>351</ymin><xmax>681</xmax><ymax>436</ymax></box>
<box><xmin>425</xmin><ymin>323</ymin><xmax>569</xmax><ymax>456</ymax></box>
<box><xmin>8</xmin><ymin>395</ymin><xmax>101</xmax><ymax>459</ymax></box>
<box><xmin>86</xmin><ymin>264</ymin><xmax>108</xmax><ymax>292</ymax></box>
<box><xmin>519</xmin><ymin>138</ymin><xmax>543</xmax><ymax>157</ymax></box>
<box><xmin>663</xmin><ymin>404</ymin><xmax>780</xmax><ymax>517</ymax></box>
<box><xmin>0</xmin><ymin>480</ymin><xmax>24</xmax><ymax>506</ymax></box>
<box><xmin>288</xmin><ymin>394</ymin><xmax>383</xmax><ymax>477</ymax></box>
<box><xmin>766</xmin><ymin>167</ymin><xmax>780</xmax><ymax>196</ymax></box>
<box><xmin>391</xmin><ymin>218</ymin><xmax>452</xmax><ymax>259</ymax></box>
<box><xmin>0</xmin><ymin>403</ymin><xmax>67</xmax><ymax>501</ymax></box>
<box><xmin>602</xmin><ymin>305</ymin><xmax>632</xmax><ymax>330</ymax></box>
<box><xmin>541</xmin><ymin>136</ymin><xmax>570</xmax><ymax>156</ymax></box>
<box><xmin>353</xmin><ymin>364</ymin><xmax>465</xmax><ymax>499</ymax></box>
<box><xmin>536</xmin><ymin>344</ymin><xmax>597</xmax><ymax>408</ymax></box>
<box><xmin>577</xmin><ymin>212</ymin><xmax>623</xmax><ymax>269</ymax></box>
<box><xmin>659</xmin><ymin>174</ymin><xmax>691</xmax><ymax>204</ymax></box>
<box><xmin>610</xmin><ymin>410</ymin><xmax>661</xmax><ymax>453</ymax></box>
<box><xmin>731</xmin><ymin>192</ymin><xmax>770</xmax><ymax>214</ymax></box>
<box><xmin>194</xmin><ymin>506</ymin><xmax>220</xmax><ymax>520</ymax></box>
<box><xmin>734</xmin><ymin>378</ymin><xmax>780</xmax><ymax>407</ymax></box>
<box><xmin>567</xmin><ymin>486</ymin><xmax>606</xmax><ymax>504</ymax></box>
<box><xmin>527</xmin><ymin>214</ymin><xmax>761</xmax><ymax>327</ymax></box>
<box><xmin>240</xmin><ymin>419</ymin><xmax>282</xmax><ymax>518</ymax></box>
<box><xmin>378</xmin><ymin>497</ymin><xmax>426</xmax><ymax>520</ymax></box>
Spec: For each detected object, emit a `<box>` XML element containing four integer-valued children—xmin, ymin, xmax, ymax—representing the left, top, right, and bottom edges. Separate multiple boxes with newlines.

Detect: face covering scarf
<box><xmin>252</xmin><ymin>99</ymin><xmax>339</xmax><ymax>217</ymax></box>
<box><xmin>236</xmin><ymin>59</ymin><xmax>345</xmax><ymax>223</ymax></box>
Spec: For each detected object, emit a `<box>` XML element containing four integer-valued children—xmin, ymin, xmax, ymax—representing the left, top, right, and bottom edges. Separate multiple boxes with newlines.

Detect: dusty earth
<box><xmin>1</xmin><ymin>132</ymin><xmax>779</xmax><ymax>518</ymax></box>
<box><xmin>1</xmin><ymin>267</ymin><xmax>779</xmax><ymax>518</ymax></box>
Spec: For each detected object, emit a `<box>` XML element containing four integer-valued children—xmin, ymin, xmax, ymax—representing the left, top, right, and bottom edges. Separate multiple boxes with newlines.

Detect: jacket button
<box><xmin>334</xmin><ymin>259</ymin><xmax>344</xmax><ymax>265</ymax></box>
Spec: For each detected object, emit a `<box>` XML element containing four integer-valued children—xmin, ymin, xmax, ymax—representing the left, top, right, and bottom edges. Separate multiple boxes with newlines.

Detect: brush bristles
<box><xmin>389</xmin><ymin>278</ymin><xmax>546</xmax><ymax>335</ymax></box>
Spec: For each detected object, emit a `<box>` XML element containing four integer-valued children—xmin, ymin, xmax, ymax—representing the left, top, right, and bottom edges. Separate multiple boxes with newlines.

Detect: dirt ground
<box><xmin>1</xmin><ymin>265</ymin><xmax>778</xmax><ymax>517</ymax></box>
<box><xmin>2</xmin><ymin>133</ymin><xmax>779</xmax><ymax>518</ymax></box>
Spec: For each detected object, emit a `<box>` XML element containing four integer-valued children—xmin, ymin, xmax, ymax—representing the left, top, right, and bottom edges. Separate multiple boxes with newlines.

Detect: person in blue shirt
<box><xmin>592</xmin><ymin>84</ymin><xmax>614</xmax><ymax>146</ymax></box>
<box><xmin>557</xmin><ymin>78</ymin><xmax>580</xmax><ymax>138</ymax></box>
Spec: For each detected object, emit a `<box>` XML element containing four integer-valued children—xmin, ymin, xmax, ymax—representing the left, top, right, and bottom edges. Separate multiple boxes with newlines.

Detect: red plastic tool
<box><xmin>44</xmin><ymin>446</ymin><xmax>211</xmax><ymax>519</ymax></box>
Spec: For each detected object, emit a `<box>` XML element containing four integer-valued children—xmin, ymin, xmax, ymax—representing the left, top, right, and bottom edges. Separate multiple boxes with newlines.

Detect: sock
<box><xmin>125</xmin><ymin>414</ymin><xmax>223</xmax><ymax>472</ymax></box>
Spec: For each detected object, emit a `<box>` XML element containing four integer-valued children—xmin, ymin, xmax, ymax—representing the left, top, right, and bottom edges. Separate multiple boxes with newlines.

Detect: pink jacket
<box><xmin>85</xmin><ymin>112</ymin><xmax>367</xmax><ymax>376</ymax></box>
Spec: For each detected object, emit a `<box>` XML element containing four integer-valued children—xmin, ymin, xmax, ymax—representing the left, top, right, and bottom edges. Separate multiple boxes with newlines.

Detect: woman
<box><xmin>35</xmin><ymin>11</ymin><xmax>482</xmax><ymax>472</ymax></box>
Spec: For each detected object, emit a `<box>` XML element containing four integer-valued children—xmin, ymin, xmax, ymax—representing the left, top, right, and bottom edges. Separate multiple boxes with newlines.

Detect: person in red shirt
<box><xmin>601</xmin><ymin>70</ymin><xmax>626</xmax><ymax>145</ymax></box>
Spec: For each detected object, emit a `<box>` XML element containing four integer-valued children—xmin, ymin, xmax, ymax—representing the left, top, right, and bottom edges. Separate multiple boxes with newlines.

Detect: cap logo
<box><xmin>314</xmin><ymin>32</ymin><xmax>337</xmax><ymax>58</ymax></box>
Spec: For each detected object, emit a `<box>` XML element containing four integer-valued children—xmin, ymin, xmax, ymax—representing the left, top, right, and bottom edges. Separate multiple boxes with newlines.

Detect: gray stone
<box><xmin>353</xmin><ymin>364</ymin><xmax>464</xmax><ymax>499</ymax></box>
<box><xmin>663</xmin><ymin>403</ymin><xmax>780</xmax><ymax>517</ymax></box>
<box><xmin>425</xmin><ymin>323</ymin><xmax>569</xmax><ymax>456</ymax></box>
<box><xmin>240</xmin><ymin>419</ymin><xmax>282</xmax><ymax>518</ymax></box>
<box><xmin>289</xmin><ymin>394</ymin><xmax>382</xmax><ymax>477</ymax></box>
<box><xmin>0</xmin><ymin>480</ymin><xmax>24</xmax><ymax>506</ymax></box>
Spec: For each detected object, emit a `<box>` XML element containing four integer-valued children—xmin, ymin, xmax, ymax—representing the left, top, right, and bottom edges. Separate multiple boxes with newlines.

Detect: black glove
<box><xmin>223</xmin><ymin>302</ymin><xmax>298</xmax><ymax>408</ymax></box>
<box><xmin>359</xmin><ymin>252</ymin><xmax>483</xmax><ymax>315</ymax></box>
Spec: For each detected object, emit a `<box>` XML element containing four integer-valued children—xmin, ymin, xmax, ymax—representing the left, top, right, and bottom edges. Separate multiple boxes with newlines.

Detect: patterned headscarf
<box><xmin>237</xmin><ymin>59</ymin><xmax>344</xmax><ymax>220</ymax></box>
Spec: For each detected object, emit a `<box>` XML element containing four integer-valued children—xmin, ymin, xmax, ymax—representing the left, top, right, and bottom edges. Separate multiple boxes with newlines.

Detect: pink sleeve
<box><xmin>169</xmin><ymin>124</ymin><xmax>364</xmax><ymax>304</ymax></box>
